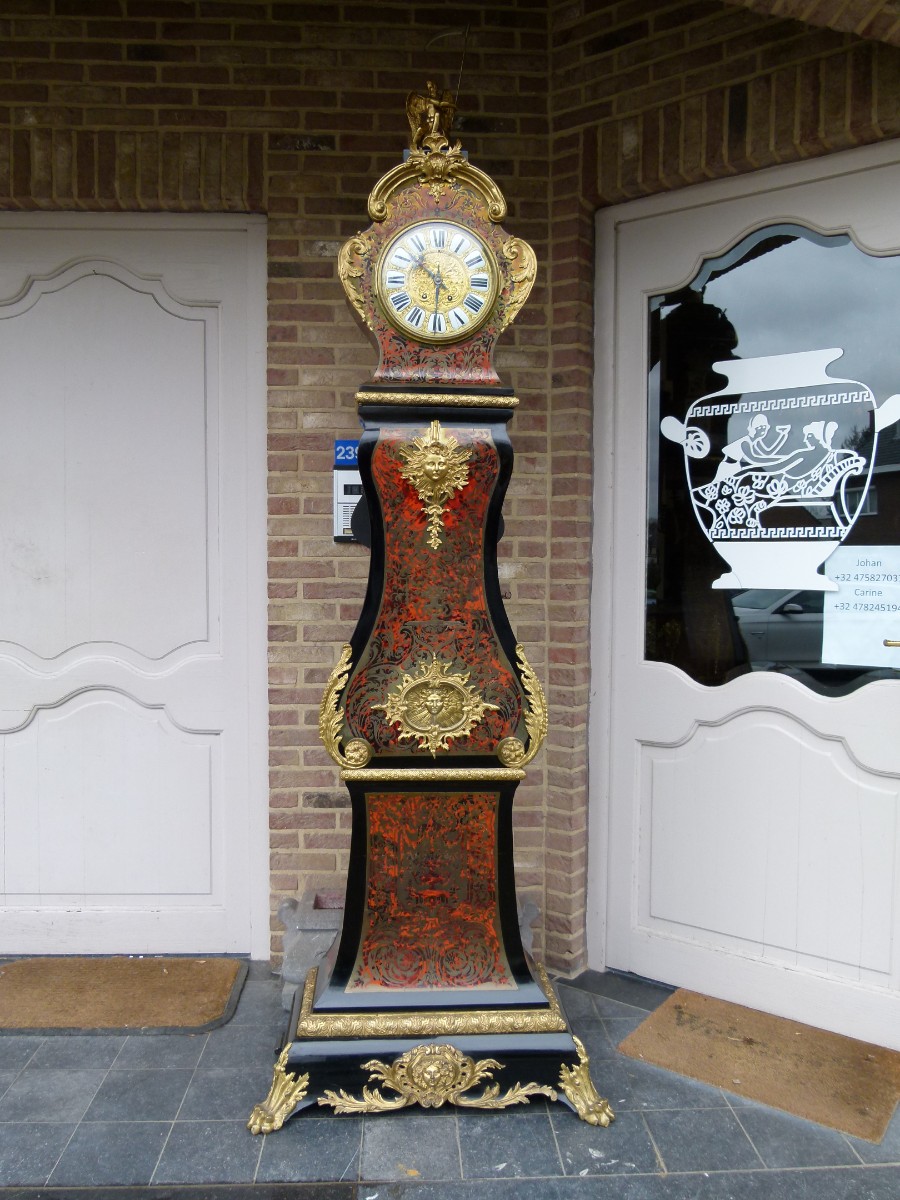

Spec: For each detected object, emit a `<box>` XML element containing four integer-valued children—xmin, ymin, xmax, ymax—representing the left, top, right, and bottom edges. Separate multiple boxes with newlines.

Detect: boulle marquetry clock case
<box><xmin>250</xmin><ymin>83</ymin><xmax>613</xmax><ymax>1135</ymax></box>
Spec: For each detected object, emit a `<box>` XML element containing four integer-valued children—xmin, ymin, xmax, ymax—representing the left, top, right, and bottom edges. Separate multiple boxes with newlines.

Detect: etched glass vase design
<box><xmin>661</xmin><ymin>349</ymin><xmax>900</xmax><ymax>591</ymax></box>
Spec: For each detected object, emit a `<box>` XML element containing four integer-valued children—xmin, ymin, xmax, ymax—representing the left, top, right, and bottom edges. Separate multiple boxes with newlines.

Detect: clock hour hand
<box><xmin>416</xmin><ymin>258</ymin><xmax>440</xmax><ymax>288</ymax></box>
<box><xmin>411</xmin><ymin>254</ymin><xmax>456</xmax><ymax>324</ymax></box>
<box><xmin>413</xmin><ymin>256</ymin><xmax>443</xmax><ymax>310</ymax></box>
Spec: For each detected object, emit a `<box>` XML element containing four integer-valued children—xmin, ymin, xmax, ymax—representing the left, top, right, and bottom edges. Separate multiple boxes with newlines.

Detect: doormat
<box><xmin>618</xmin><ymin>989</ymin><xmax>900</xmax><ymax>1142</ymax></box>
<box><xmin>0</xmin><ymin>956</ymin><xmax>248</xmax><ymax>1034</ymax></box>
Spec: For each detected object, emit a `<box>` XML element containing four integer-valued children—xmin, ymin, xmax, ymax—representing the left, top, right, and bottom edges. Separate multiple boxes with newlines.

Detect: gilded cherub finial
<box><xmin>406</xmin><ymin>81</ymin><xmax>457</xmax><ymax>152</ymax></box>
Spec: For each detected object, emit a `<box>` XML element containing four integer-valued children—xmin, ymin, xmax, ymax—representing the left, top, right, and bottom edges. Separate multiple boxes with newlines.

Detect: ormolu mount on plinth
<box><xmin>250</xmin><ymin>84</ymin><xmax>613</xmax><ymax>1135</ymax></box>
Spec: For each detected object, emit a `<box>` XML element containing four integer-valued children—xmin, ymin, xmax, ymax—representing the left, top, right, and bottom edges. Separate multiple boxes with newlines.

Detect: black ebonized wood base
<box><xmin>247</xmin><ymin>979</ymin><xmax>615</xmax><ymax>1133</ymax></box>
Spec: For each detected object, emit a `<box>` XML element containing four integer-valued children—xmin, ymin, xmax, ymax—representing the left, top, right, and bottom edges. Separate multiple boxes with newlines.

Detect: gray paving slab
<box><xmin>111</xmin><ymin>1031</ymin><xmax>208</xmax><ymax>1069</ymax></box>
<box><xmin>199</xmin><ymin>1022</ymin><xmax>284</xmax><ymax>1070</ymax></box>
<box><xmin>360</xmin><ymin>1111</ymin><xmax>462</xmax><ymax>1181</ymax></box>
<box><xmin>0</xmin><ymin>1121</ymin><xmax>76</xmax><ymax>1186</ymax></box>
<box><xmin>0</xmin><ymin>1038</ymin><xmax>45</xmax><ymax>1071</ymax></box>
<box><xmin>230</xmin><ymin>978</ymin><xmax>289</xmax><ymax>1027</ymax></box>
<box><xmin>256</xmin><ymin>1113</ymin><xmax>363</xmax><ymax>1182</ymax></box>
<box><xmin>457</xmin><ymin>1109</ymin><xmax>562</xmax><ymax>1178</ymax></box>
<box><xmin>82</xmin><ymin>1066</ymin><xmax>194</xmax><ymax>1121</ymax></box>
<box><xmin>28</xmin><ymin>1035</ymin><xmax>125</xmax><ymax>1070</ymax></box>
<box><xmin>614</xmin><ymin>1056</ymin><xmax>732</xmax><ymax>1110</ymax></box>
<box><xmin>347</xmin><ymin>1168</ymin><xmax>900</xmax><ymax>1199</ymax></box>
<box><xmin>734</xmin><ymin>1104</ymin><xmax>863</xmax><ymax>1168</ymax></box>
<box><xmin>151</xmin><ymin>1118</ymin><xmax>263</xmax><ymax>1184</ymax></box>
<box><xmin>555</xmin><ymin>984</ymin><xmax>599</xmax><ymax>1023</ymax></box>
<box><xmin>551</xmin><ymin>1106</ymin><xmax>661</xmax><ymax>1176</ymax></box>
<box><xmin>0</xmin><ymin>1068</ymin><xmax>106</xmax><ymax>1123</ymax></box>
<box><xmin>570</xmin><ymin>1023</ymin><xmax>619</xmax><ymax>1062</ymax></box>
<box><xmin>47</xmin><ymin>1119</ymin><xmax>171</xmax><ymax>1186</ymax></box>
<box><xmin>644</xmin><ymin>1106</ymin><xmax>764</xmax><ymax>1173</ymax></box>
<box><xmin>180</xmin><ymin>1064</ymin><xmax>290</xmax><ymax>1121</ymax></box>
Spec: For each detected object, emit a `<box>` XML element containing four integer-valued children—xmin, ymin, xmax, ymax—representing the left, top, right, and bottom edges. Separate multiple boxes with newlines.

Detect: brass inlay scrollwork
<box><xmin>496</xmin><ymin>644</ymin><xmax>547</xmax><ymax>767</ymax></box>
<box><xmin>298</xmin><ymin>964</ymin><xmax>318</xmax><ymax>1016</ymax></box>
<box><xmin>558</xmin><ymin>1036</ymin><xmax>615</xmax><ymax>1127</ymax></box>
<box><xmin>247</xmin><ymin>1045</ymin><xmax>310</xmax><ymax>1134</ymax></box>
<box><xmin>318</xmin><ymin>1043</ymin><xmax>556</xmax><ymax>1115</ymax></box>
<box><xmin>319</xmin><ymin>644</ymin><xmax>373</xmax><ymax>769</ymax></box>
<box><xmin>340</xmin><ymin>767</ymin><xmax>526</xmax><ymax>782</ymax></box>
<box><xmin>295</xmin><ymin>963</ymin><xmax>568</xmax><ymax>1039</ymax></box>
<box><xmin>398</xmin><ymin>419</ymin><xmax>471</xmax><ymax>549</ymax></box>
<box><xmin>375</xmin><ymin>653</ymin><xmax>498</xmax><ymax>755</ymax></box>
<box><xmin>356</xmin><ymin>391</ymin><xmax>519</xmax><ymax>409</ymax></box>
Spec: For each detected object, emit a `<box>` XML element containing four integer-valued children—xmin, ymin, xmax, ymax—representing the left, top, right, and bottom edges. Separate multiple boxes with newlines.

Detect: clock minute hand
<box><xmin>432</xmin><ymin>268</ymin><xmax>444</xmax><ymax>311</ymax></box>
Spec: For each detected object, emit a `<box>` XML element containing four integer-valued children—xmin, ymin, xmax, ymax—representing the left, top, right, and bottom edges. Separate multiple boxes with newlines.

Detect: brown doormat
<box><xmin>619</xmin><ymin>989</ymin><xmax>900</xmax><ymax>1143</ymax></box>
<box><xmin>0</xmin><ymin>956</ymin><xmax>248</xmax><ymax>1034</ymax></box>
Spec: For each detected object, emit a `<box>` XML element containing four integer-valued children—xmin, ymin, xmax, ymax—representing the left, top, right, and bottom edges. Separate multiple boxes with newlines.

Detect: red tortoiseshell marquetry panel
<box><xmin>348</xmin><ymin>790</ymin><xmax>513</xmax><ymax>991</ymax></box>
<box><xmin>342</xmin><ymin>424</ymin><xmax>524</xmax><ymax>755</ymax></box>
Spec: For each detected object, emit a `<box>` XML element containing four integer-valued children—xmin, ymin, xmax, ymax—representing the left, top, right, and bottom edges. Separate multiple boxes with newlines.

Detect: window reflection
<box><xmin>647</xmin><ymin>224</ymin><xmax>900</xmax><ymax>693</ymax></box>
<box><xmin>733</xmin><ymin>589</ymin><xmax>824</xmax><ymax>665</ymax></box>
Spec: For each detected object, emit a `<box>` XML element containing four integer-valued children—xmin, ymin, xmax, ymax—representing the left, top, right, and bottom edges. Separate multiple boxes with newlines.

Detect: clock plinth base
<box><xmin>248</xmin><ymin>968</ymin><xmax>614</xmax><ymax>1134</ymax></box>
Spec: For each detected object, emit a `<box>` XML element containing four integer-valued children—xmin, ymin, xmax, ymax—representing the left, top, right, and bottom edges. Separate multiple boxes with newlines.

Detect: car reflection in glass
<box><xmin>731</xmin><ymin>589</ymin><xmax>824</xmax><ymax>666</ymax></box>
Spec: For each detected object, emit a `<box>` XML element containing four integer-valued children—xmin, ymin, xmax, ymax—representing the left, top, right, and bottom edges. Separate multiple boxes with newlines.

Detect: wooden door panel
<box><xmin>0</xmin><ymin>217</ymin><xmax>267</xmax><ymax>956</ymax></box>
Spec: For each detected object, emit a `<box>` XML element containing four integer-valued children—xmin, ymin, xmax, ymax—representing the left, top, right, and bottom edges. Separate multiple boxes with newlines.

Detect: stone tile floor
<box><xmin>0</xmin><ymin>963</ymin><xmax>898</xmax><ymax>1199</ymax></box>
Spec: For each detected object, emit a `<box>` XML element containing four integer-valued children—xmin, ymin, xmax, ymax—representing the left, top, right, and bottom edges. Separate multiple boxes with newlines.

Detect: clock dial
<box><xmin>377</xmin><ymin>220</ymin><xmax>499</xmax><ymax>344</ymax></box>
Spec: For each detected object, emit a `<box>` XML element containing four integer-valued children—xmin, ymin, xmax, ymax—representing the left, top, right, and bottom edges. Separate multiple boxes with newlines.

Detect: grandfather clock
<box><xmin>250</xmin><ymin>84</ymin><xmax>613</xmax><ymax>1133</ymax></box>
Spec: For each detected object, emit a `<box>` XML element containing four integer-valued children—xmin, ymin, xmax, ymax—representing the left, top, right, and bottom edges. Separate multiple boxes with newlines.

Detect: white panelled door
<box><xmin>590</xmin><ymin>143</ymin><xmax>900</xmax><ymax>1049</ymax></box>
<box><xmin>0</xmin><ymin>215</ymin><xmax>268</xmax><ymax>956</ymax></box>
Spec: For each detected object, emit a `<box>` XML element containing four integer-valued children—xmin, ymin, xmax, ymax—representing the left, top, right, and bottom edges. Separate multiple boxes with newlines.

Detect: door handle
<box><xmin>883</xmin><ymin>640</ymin><xmax>900</xmax><ymax>647</ymax></box>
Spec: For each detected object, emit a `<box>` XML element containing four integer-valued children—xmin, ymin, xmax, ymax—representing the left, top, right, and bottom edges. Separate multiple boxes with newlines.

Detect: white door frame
<box><xmin>0</xmin><ymin>212</ymin><xmax>270</xmax><ymax>960</ymax></box>
<box><xmin>588</xmin><ymin>141</ymin><xmax>900</xmax><ymax>1037</ymax></box>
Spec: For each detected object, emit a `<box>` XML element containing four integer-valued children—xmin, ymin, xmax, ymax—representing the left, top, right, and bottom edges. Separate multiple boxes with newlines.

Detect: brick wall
<box><xmin>3</xmin><ymin>0</ymin><xmax>899</xmax><ymax>972</ymax></box>
<box><xmin>727</xmin><ymin>0</ymin><xmax>900</xmax><ymax>46</ymax></box>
